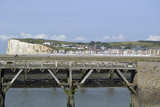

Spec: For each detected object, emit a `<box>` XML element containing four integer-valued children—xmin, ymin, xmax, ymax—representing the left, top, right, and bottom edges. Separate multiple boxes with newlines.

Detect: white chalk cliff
<box><xmin>6</xmin><ymin>39</ymin><xmax>53</xmax><ymax>55</ymax></box>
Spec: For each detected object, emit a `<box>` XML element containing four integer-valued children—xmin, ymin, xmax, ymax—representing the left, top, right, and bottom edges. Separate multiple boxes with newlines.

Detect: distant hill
<box><xmin>15</xmin><ymin>38</ymin><xmax>160</xmax><ymax>49</ymax></box>
<box><xmin>108</xmin><ymin>41</ymin><xmax>160</xmax><ymax>49</ymax></box>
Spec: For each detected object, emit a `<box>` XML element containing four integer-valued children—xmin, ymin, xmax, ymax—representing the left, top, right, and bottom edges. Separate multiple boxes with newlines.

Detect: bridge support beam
<box><xmin>135</xmin><ymin>62</ymin><xmax>160</xmax><ymax>107</ymax></box>
<box><xmin>48</xmin><ymin>68</ymin><xmax>77</xmax><ymax>107</ymax></box>
<box><xmin>0</xmin><ymin>69</ymin><xmax>23</xmax><ymax>107</ymax></box>
<box><xmin>66</xmin><ymin>67</ymin><xmax>76</xmax><ymax>107</ymax></box>
<box><xmin>109</xmin><ymin>69</ymin><xmax>114</xmax><ymax>80</ymax></box>
<box><xmin>4</xmin><ymin>69</ymin><xmax>23</xmax><ymax>92</ymax></box>
<box><xmin>24</xmin><ymin>69</ymin><xmax>28</xmax><ymax>83</ymax></box>
<box><xmin>80</xmin><ymin>69</ymin><xmax>93</xmax><ymax>85</ymax></box>
<box><xmin>0</xmin><ymin>70</ymin><xmax>5</xmax><ymax>107</ymax></box>
<box><xmin>116</xmin><ymin>69</ymin><xmax>137</xmax><ymax>95</ymax></box>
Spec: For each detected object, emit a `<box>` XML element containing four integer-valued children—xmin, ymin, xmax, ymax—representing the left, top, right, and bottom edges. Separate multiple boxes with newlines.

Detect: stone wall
<box><xmin>135</xmin><ymin>62</ymin><xmax>160</xmax><ymax>107</ymax></box>
<box><xmin>6</xmin><ymin>39</ymin><xmax>53</xmax><ymax>55</ymax></box>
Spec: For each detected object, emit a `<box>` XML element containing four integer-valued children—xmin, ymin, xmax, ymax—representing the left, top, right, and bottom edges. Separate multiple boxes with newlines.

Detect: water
<box><xmin>6</xmin><ymin>88</ymin><xmax>130</xmax><ymax>107</ymax></box>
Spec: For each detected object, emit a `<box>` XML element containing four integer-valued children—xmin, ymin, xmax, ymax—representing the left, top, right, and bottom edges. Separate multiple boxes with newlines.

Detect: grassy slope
<box><xmin>109</xmin><ymin>41</ymin><xmax>160</xmax><ymax>48</ymax></box>
<box><xmin>14</xmin><ymin>38</ymin><xmax>160</xmax><ymax>49</ymax></box>
<box><xmin>15</xmin><ymin>38</ymin><xmax>79</xmax><ymax>51</ymax></box>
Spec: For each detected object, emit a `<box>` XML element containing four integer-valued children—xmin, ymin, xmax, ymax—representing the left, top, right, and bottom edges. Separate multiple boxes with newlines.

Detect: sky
<box><xmin>0</xmin><ymin>0</ymin><xmax>160</xmax><ymax>53</ymax></box>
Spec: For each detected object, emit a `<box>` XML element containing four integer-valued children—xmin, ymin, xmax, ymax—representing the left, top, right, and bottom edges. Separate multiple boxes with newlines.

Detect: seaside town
<box><xmin>42</xmin><ymin>41</ymin><xmax>160</xmax><ymax>56</ymax></box>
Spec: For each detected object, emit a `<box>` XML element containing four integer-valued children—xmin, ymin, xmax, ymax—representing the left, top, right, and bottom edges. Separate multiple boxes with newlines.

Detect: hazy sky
<box><xmin>0</xmin><ymin>0</ymin><xmax>160</xmax><ymax>53</ymax></box>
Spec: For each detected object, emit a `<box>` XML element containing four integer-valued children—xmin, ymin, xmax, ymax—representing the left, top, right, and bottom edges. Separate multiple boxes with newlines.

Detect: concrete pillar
<box><xmin>135</xmin><ymin>62</ymin><xmax>160</xmax><ymax>107</ymax></box>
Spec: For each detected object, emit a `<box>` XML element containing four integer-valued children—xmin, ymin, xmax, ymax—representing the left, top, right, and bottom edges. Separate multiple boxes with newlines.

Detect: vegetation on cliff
<box><xmin>14</xmin><ymin>38</ymin><xmax>160</xmax><ymax>50</ymax></box>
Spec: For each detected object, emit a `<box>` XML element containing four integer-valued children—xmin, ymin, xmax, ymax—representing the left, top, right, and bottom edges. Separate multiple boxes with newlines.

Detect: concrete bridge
<box><xmin>0</xmin><ymin>55</ymin><xmax>160</xmax><ymax>107</ymax></box>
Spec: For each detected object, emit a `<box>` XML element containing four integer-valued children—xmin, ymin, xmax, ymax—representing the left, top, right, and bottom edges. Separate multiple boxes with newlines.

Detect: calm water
<box><xmin>6</xmin><ymin>88</ymin><xmax>130</xmax><ymax>107</ymax></box>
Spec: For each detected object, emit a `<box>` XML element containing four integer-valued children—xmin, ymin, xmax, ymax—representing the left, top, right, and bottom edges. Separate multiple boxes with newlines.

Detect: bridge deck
<box><xmin>1</xmin><ymin>55</ymin><xmax>159</xmax><ymax>69</ymax></box>
<box><xmin>0</xmin><ymin>55</ymin><xmax>160</xmax><ymax>62</ymax></box>
<box><xmin>0</xmin><ymin>55</ymin><xmax>140</xmax><ymax>69</ymax></box>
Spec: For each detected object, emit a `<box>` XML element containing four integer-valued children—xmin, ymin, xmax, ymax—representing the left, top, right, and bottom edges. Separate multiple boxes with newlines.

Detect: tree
<box><xmin>89</xmin><ymin>41</ymin><xmax>95</xmax><ymax>46</ymax></box>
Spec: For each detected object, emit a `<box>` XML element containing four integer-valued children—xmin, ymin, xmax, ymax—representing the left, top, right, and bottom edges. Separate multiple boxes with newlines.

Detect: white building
<box><xmin>43</xmin><ymin>42</ymin><xmax>51</xmax><ymax>45</ymax></box>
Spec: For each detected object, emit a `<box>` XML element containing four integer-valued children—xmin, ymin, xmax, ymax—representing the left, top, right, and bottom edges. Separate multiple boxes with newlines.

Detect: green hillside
<box><xmin>15</xmin><ymin>38</ymin><xmax>160</xmax><ymax>49</ymax></box>
<box><xmin>108</xmin><ymin>41</ymin><xmax>160</xmax><ymax>48</ymax></box>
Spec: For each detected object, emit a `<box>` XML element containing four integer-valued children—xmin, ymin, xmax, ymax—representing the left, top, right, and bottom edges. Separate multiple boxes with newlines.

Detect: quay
<box><xmin>0</xmin><ymin>55</ymin><xmax>160</xmax><ymax>107</ymax></box>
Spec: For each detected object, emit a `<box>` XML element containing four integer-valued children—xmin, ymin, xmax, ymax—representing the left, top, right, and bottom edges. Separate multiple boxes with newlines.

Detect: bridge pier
<box><xmin>130</xmin><ymin>94</ymin><xmax>138</xmax><ymax>107</ymax></box>
<box><xmin>0</xmin><ymin>70</ymin><xmax>5</xmax><ymax>107</ymax></box>
<box><xmin>134</xmin><ymin>62</ymin><xmax>160</xmax><ymax>107</ymax></box>
<box><xmin>0</xmin><ymin>92</ymin><xmax>5</xmax><ymax>107</ymax></box>
<box><xmin>66</xmin><ymin>66</ymin><xmax>76</xmax><ymax>107</ymax></box>
<box><xmin>67</xmin><ymin>94</ymin><xmax>75</xmax><ymax>107</ymax></box>
<box><xmin>0</xmin><ymin>69</ymin><xmax>23</xmax><ymax>107</ymax></box>
<box><xmin>64</xmin><ymin>87</ymin><xmax>77</xmax><ymax>107</ymax></box>
<box><xmin>48</xmin><ymin>68</ymin><xmax>78</xmax><ymax>107</ymax></box>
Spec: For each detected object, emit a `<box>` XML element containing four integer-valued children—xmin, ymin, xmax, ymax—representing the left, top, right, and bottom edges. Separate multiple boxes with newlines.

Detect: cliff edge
<box><xmin>6</xmin><ymin>39</ymin><xmax>53</xmax><ymax>55</ymax></box>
